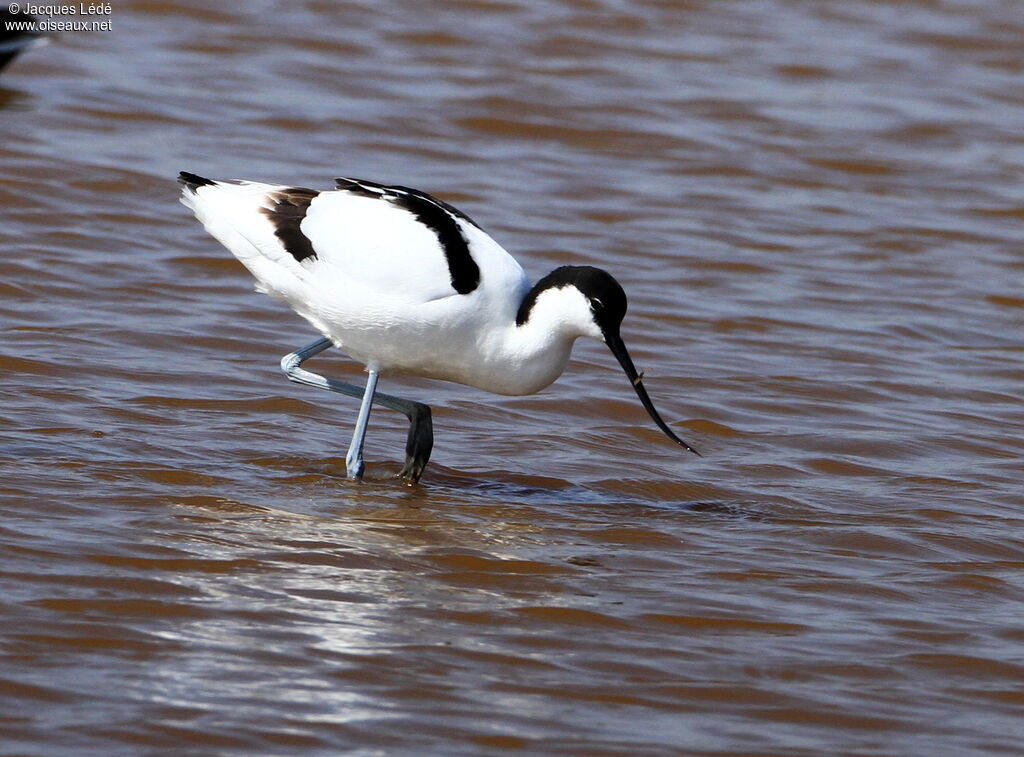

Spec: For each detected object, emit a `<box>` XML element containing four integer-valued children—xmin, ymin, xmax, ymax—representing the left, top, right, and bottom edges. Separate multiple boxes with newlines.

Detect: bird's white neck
<box><xmin>473</xmin><ymin>284</ymin><xmax>601</xmax><ymax>396</ymax></box>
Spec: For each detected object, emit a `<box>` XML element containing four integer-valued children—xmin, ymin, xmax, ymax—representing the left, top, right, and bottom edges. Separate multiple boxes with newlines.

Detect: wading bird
<box><xmin>0</xmin><ymin>9</ymin><xmax>43</xmax><ymax>72</ymax></box>
<box><xmin>178</xmin><ymin>171</ymin><xmax>699</xmax><ymax>483</ymax></box>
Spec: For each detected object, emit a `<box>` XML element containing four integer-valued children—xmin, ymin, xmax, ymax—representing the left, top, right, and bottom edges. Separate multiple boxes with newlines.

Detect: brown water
<box><xmin>2</xmin><ymin>1</ymin><xmax>1024</xmax><ymax>754</ymax></box>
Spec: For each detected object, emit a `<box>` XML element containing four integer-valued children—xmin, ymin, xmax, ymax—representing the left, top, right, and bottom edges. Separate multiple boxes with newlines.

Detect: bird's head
<box><xmin>518</xmin><ymin>265</ymin><xmax>701</xmax><ymax>456</ymax></box>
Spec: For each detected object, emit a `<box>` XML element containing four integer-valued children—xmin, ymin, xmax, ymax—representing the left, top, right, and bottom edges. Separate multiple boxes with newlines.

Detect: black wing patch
<box><xmin>178</xmin><ymin>171</ymin><xmax>217</xmax><ymax>191</ymax></box>
<box><xmin>335</xmin><ymin>177</ymin><xmax>481</xmax><ymax>295</ymax></box>
<box><xmin>261</xmin><ymin>187</ymin><xmax>320</xmax><ymax>263</ymax></box>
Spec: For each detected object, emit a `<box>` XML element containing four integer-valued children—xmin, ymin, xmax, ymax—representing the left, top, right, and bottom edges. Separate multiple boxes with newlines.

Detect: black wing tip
<box><xmin>178</xmin><ymin>171</ymin><xmax>216</xmax><ymax>191</ymax></box>
<box><xmin>334</xmin><ymin>177</ymin><xmax>382</xmax><ymax>196</ymax></box>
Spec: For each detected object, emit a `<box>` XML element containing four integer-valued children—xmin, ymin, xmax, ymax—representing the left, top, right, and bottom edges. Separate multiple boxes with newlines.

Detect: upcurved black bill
<box><xmin>605</xmin><ymin>331</ymin><xmax>701</xmax><ymax>456</ymax></box>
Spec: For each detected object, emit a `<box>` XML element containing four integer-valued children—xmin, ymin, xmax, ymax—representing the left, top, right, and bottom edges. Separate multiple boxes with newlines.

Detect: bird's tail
<box><xmin>178</xmin><ymin>171</ymin><xmax>313</xmax><ymax>303</ymax></box>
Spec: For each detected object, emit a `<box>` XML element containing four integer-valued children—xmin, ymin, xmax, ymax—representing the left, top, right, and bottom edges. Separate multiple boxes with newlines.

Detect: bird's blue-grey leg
<box><xmin>345</xmin><ymin>369</ymin><xmax>378</xmax><ymax>480</ymax></box>
<box><xmin>280</xmin><ymin>338</ymin><xmax>433</xmax><ymax>483</ymax></box>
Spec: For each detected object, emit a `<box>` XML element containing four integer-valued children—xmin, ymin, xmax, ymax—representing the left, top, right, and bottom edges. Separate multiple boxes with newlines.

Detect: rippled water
<box><xmin>3</xmin><ymin>1</ymin><xmax>1024</xmax><ymax>754</ymax></box>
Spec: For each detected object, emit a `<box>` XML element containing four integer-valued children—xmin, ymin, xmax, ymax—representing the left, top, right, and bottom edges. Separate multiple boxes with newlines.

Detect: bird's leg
<box><xmin>372</xmin><ymin>392</ymin><xmax>432</xmax><ymax>483</ymax></box>
<box><xmin>346</xmin><ymin>370</ymin><xmax>378</xmax><ymax>480</ymax></box>
<box><xmin>280</xmin><ymin>338</ymin><xmax>433</xmax><ymax>483</ymax></box>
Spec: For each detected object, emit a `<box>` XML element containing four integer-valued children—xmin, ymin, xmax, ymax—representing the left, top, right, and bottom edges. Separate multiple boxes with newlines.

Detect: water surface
<box><xmin>2</xmin><ymin>1</ymin><xmax>1024</xmax><ymax>754</ymax></box>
